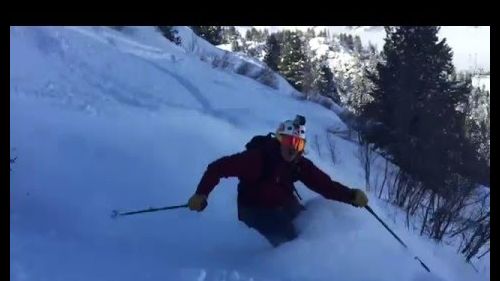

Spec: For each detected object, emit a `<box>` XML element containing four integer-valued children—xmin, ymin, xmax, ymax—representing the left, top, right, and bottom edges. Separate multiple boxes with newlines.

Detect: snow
<box><xmin>309</xmin><ymin>37</ymin><xmax>330</xmax><ymax>57</ymax></box>
<box><xmin>10</xmin><ymin>26</ymin><xmax>489</xmax><ymax>281</ymax></box>
<box><xmin>217</xmin><ymin>43</ymin><xmax>232</xmax><ymax>52</ymax></box>
<box><xmin>472</xmin><ymin>75</ymin><xmax>490</xmax><ymax>92</ymax></box>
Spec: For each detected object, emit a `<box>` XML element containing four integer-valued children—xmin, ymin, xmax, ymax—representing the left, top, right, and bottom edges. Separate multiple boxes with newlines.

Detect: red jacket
<box><xmin>195</xmin><ymin>139</ymin><xmax>355</xmax><ymax>208</ymax></box>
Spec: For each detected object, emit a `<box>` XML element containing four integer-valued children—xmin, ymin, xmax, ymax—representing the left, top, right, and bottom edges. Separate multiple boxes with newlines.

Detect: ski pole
<box><xmin>111</xmin><ymin>204</ymin><xmax>188</xmax><ymax>219</ymax></box>
<box><xmin>365</xmin><ymin>205</ymin><xmax>431</xmax><ymax>272</ymax></box>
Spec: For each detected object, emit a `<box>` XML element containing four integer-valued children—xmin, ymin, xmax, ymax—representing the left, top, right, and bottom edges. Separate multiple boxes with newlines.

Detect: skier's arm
<box><xmin>195</xmin><ymin>149</ymin><xmax>262</xmax><ymax>197</ymax></box>
<box><xmin>298</xmin><ymin>158</ymin><xmax>355</xmax><ymax>204</ymax></box>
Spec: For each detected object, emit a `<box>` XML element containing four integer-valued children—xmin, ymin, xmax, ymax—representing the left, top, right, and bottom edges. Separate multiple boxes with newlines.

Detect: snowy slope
<box><xmin>10</xmin><ymin>26</ymin><xmax>488</xmax><ymax>281</ymax></box>
<box><xmin>175</xmin><ymin>27</ymin><xmax>298</xmax><ymax>96</ymax></box>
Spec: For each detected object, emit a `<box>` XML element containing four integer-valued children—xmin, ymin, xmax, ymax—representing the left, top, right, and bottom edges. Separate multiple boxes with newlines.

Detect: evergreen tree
<box><xmin>346</xmin><ymin>34</ymin><xmax>354</xmax><ymax>50</ymax></box>
<box><xmin>354</xmin><ymin>35</ymin><xmax>363</xmax><ymax>53</ymax></box>
<box><xmin>339</xmin><ymin>33</ymin><xmax>346</xmax><ymax>45</ymax></box>
<box><xmin>254</xmin><ymin>28</ymin><xmax>268</xmax><ymax>42</ymax></box>
<box><xmin>222</xmin><ymin>26</ymin><xmax>238</xmax><ymax>43</ymax></box>
<box><xmin>305</xmin><ymin>28</ymin><xmax>316</xmax><ymax>41</ymax></box>
<box><xmin>223</xmin><ymin>26</ymin><xmax>243</xmax><ymax>52</ymax></box>
<box><xmin>263</xmin><ymin>34</ymin><xmax>281</xmax><ymax>71</ymax></box>
<box><xmin>368</xmin><ymin>42</ymin><xmax>378</xmax><ymax>55</ymax></box>
<box><xmin>301</xmin><ymin>42</ymin><xmax>315</xmax><ymax>95</ymax></box>
<box><xmin>261</xmin><ymin>29</ymin><xmax>270</xmax><ymax>42</ymax></box>
<box><xmin>157</xmin><ymin>26</ymin><xmax>181</xmax><ymax>45</ymax></box>
<box><xmin>245</xmin><ymin>27</ymin><xmax>260</xmax><ymax>41</ymax></box>
<box><xmin>278</xmin><ymin>31</ymin><xmax>309</xmax><ymax>92</ymax></box>
<box><xmin>190</xmin><ymin>26</ymin><xmax>224</xmax><ymax>45</ymax></box>
<box><xmin>314</xmin><ymin>61</ymin><xmax>339</xmax><ymax>103</ymax></box>
<box><xmin>361</xmin><ymin>26</ymin><xmax>476</xmax><ymax>188</ymax></box>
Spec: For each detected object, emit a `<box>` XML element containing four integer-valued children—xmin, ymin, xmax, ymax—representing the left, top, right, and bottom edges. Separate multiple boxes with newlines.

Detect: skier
<box><xmin>187</xmin><ymin>115</ymin><xmax>368</xmax><ymax>246</ymax></box>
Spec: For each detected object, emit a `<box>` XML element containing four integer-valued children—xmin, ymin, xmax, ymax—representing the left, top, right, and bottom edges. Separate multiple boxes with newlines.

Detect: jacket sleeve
<box><xmin>297</xmin><ymin>158</ymin><xmax>355</xmax><ymax>204</ymax></box>
<box><xmin>195</xmin><ymin>149</ymin><xmax>262</xmax><ymax>197</ymax></box>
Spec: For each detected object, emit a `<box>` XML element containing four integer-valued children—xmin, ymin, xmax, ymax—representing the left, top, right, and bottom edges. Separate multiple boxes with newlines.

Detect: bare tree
<box><xmin>327</xmin><ymin>133</ymin><xmax>337</xmax><ymax>165</ymax></box>
<box><xmin>420</xmin><ymin>190</ymin><xmax>436</xmax><ymax>236</ymax></box>
<box><xmin>313</xmin><ymin>134</ymin><xmax>322</xmax><ymax>158</ymax></box>
<box><xmin>456</xmin><ymin>190</ymin><xmax>490</xmax><ymax>262</ymax></box>
<box><xmin>10</xmin><ymin>156</ymin><xmax>17</xmax><ymax>172</ymax></box>
<box><xmin>378</xmin><ymin>158</ymin><xmax>389</xmax><ymax>198</ymax></box>
<box><xmin>477</xmin><ymin>247</ymin><xmax>490</xmax><ymax>260</ymax></box>
<box><xmin>357</xmin><ymin>133</ymin><xmax>376</xmax><ymax>191</ymax></box>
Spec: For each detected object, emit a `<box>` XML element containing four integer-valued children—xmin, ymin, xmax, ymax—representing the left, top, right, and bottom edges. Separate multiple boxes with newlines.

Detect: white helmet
<box><xmin>276</xmin><ymin>115</ymin><xmax>306</xmax><ymax>140</ymax></box>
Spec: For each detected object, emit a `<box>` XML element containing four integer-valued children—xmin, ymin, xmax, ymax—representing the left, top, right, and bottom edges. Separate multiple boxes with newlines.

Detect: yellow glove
<box><xmin>351</xmin><ymin>189</ymin><xmax>368</xmax><ymax>207</ymax></box>
<box><xmin>188</xmin><ymin>194</ymin><xmax>208</xmax><ymax>212</ymax></box>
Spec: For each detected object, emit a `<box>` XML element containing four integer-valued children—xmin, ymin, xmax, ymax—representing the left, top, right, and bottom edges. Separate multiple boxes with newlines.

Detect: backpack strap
<box><xmin>289</xmin><ymin>160</ymin><xmax>303</xmax><ymax>201</ymax></box>
<box><xmin>257</xmin><ymin>133</ymin><xmax>280</xmax><ymax>182</ymax></box>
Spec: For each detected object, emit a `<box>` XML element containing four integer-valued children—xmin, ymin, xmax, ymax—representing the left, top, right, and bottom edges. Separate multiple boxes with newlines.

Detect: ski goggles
<box><xmin>278</xmin><ymin>134</ymin><xmax>306</xmax><ymax>152</ymax></box>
